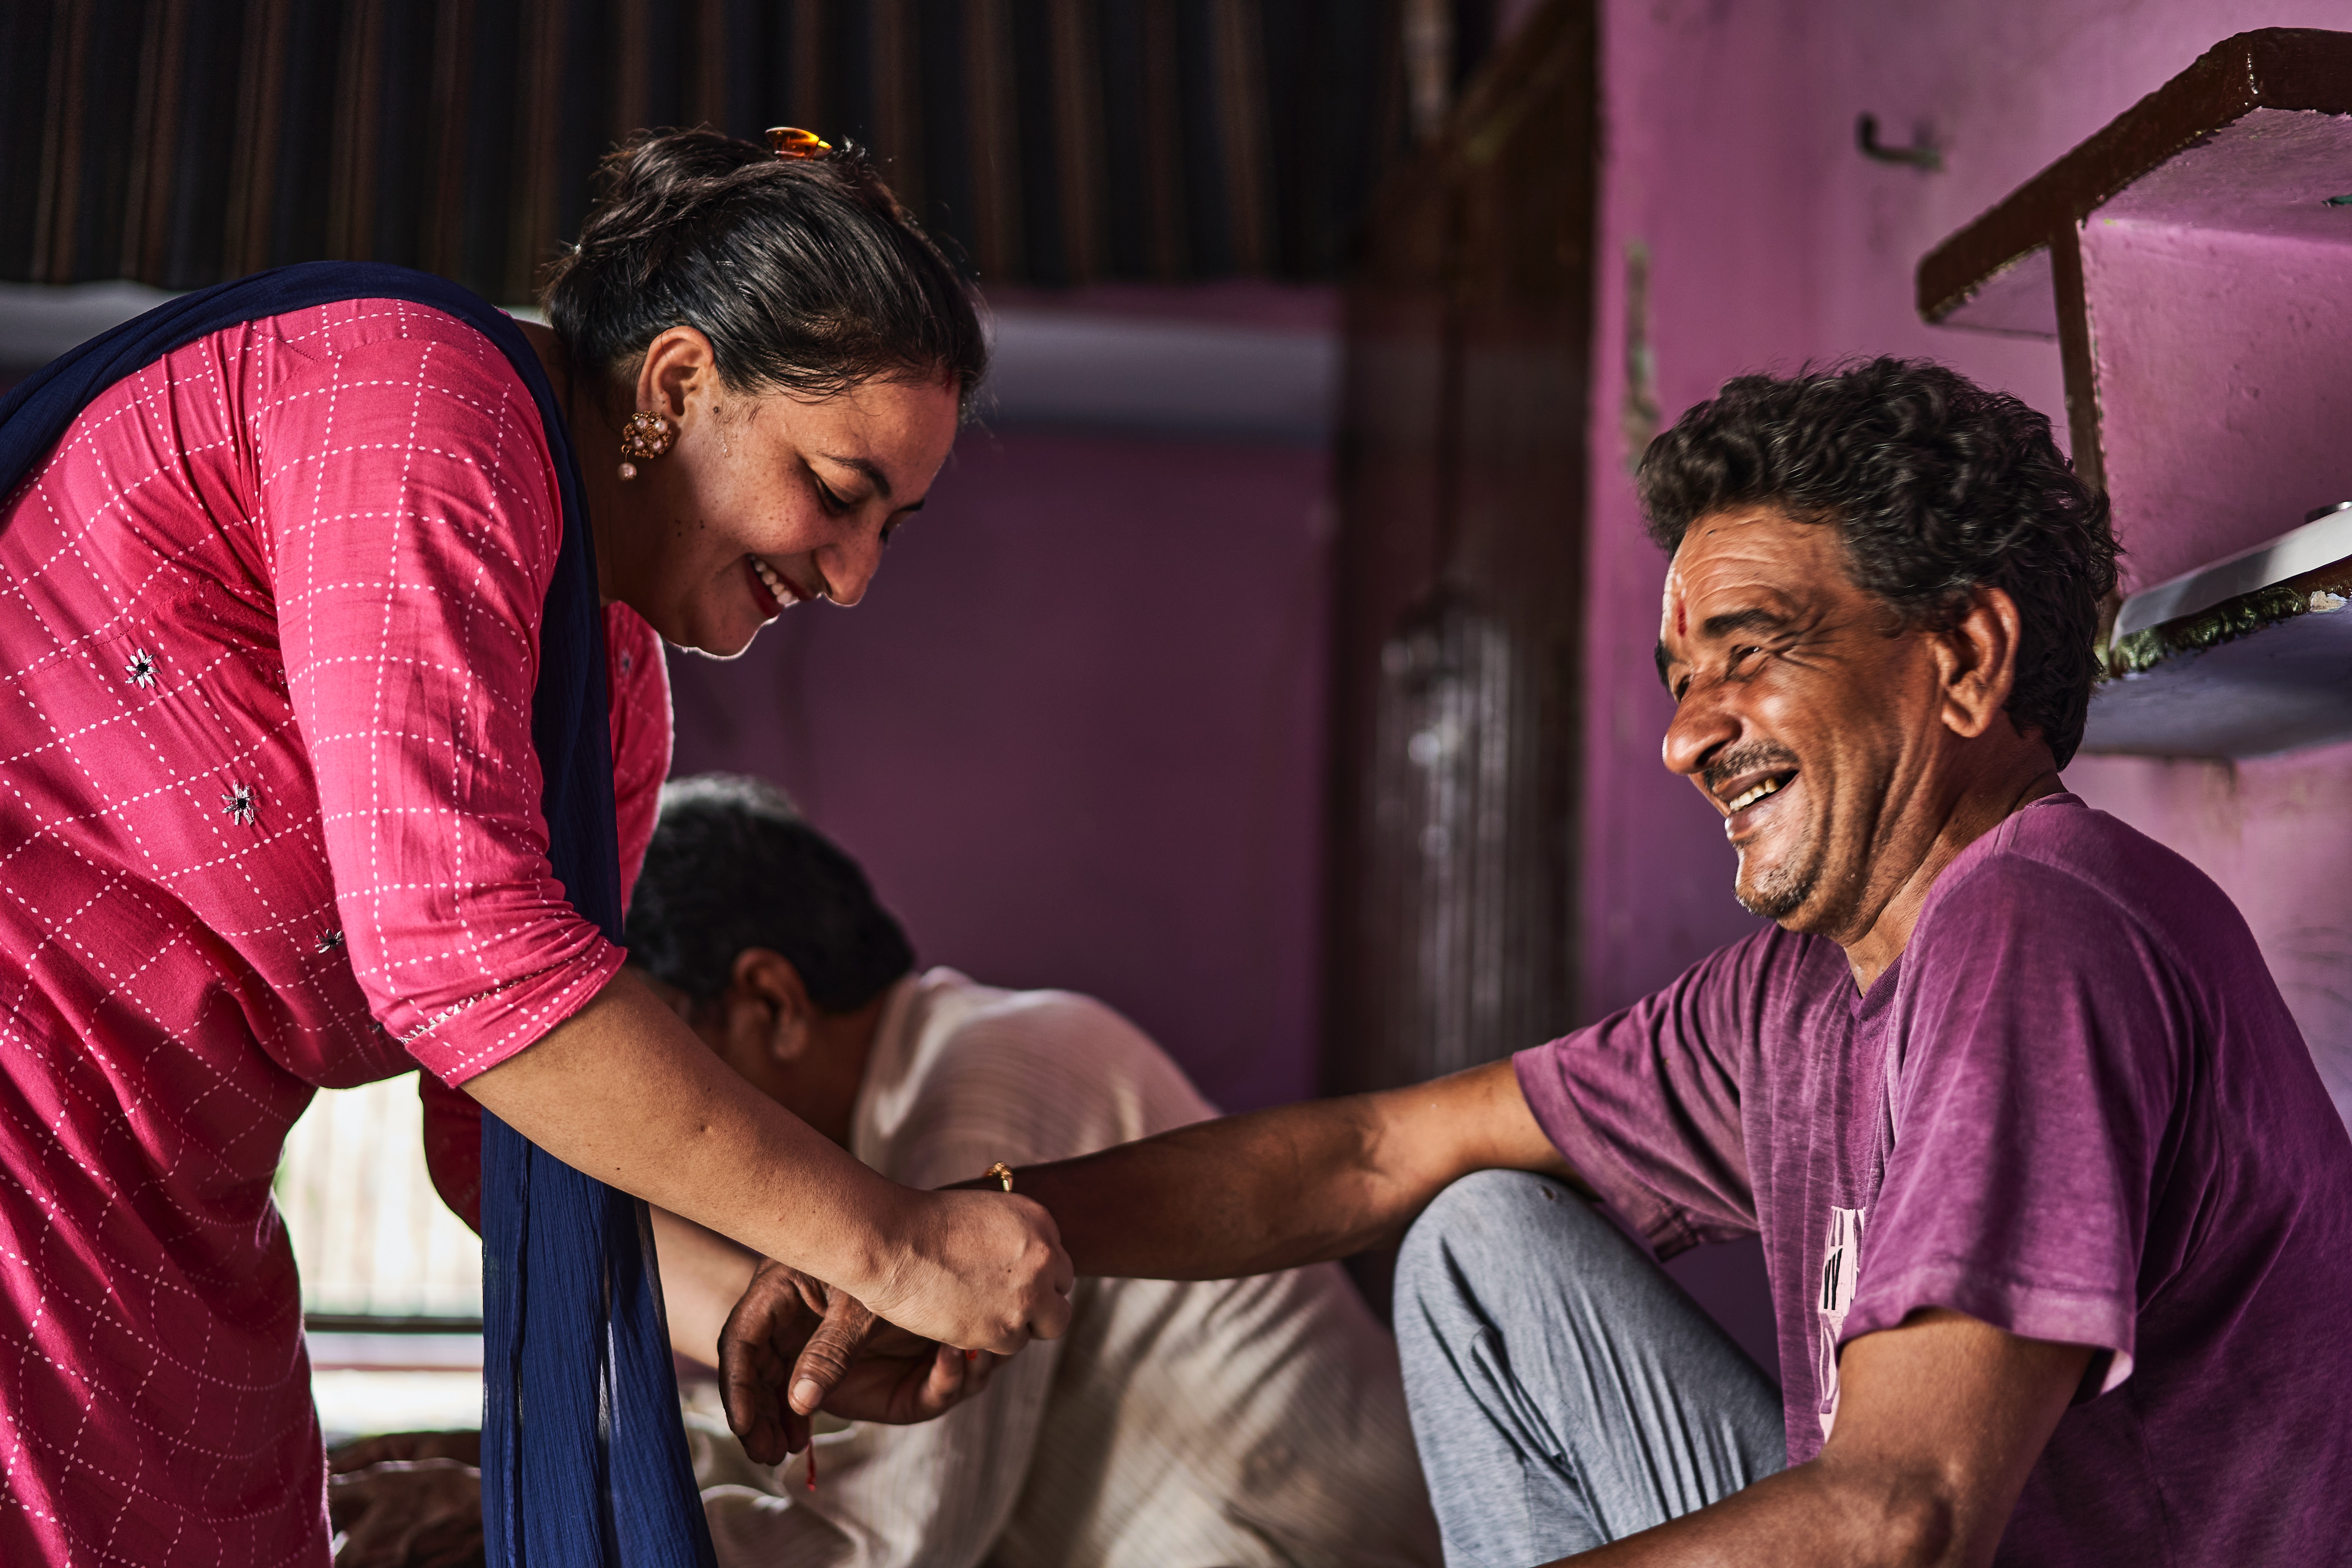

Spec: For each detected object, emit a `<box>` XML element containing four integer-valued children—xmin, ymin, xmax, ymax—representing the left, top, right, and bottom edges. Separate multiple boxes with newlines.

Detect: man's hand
<box><xmin>327</xmin><ymin>1434</ymin><xmax>484</xmax><ymax>1568</ymax></box>
<box><xmin>719</xmin><ymin>1257</ymin><xmax>1000</xmax><ymax>1466</ymax></box>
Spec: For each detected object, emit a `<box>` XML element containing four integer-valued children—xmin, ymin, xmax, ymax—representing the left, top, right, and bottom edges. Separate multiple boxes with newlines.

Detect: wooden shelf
<box><xmin>1917</xmin><ymin>29</ymin><xmax>2352</xmax><ymax>759</ymax></box>
<box><xmin>1919</xmin><ymin>27</ymin><xmax>2352</xmax><ymax>491</ymax></box>
<box><xmin>1921</xmin><ymin>30</ymin><xmax>2352</xmax><ymax>323</ymax></box>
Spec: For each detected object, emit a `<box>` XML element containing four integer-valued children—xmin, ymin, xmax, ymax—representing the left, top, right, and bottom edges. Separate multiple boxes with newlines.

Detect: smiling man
<box><xmin>760</xmin><ymin>359</ymin><xmax>2352</xmax><ymax>1566</ymax></box>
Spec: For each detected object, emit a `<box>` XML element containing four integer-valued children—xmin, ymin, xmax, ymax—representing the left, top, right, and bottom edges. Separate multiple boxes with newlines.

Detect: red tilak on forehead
<box><xmin>1675</xmin><ymin>599</ymin><xmax>1688</xmax><ymax>639</ymax></box>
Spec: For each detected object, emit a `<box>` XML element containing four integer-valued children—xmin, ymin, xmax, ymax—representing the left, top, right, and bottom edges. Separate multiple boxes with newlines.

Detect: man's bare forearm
<box><xmin>1011</xmin><ymin>1098</ymin><xmax>1394</xmax><ymax>1278</ymax></box>
<box><xmin>1003</xmin><ymin>1058</ymin><xmax>1577</xmax><ymax>1279</ymax></box>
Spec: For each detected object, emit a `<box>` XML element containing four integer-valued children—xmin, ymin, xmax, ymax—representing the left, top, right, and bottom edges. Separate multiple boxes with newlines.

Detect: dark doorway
<box><xmin>1322</xmin><ymin>1</ymin><xmax>1597</xmax><ymax>1311</ymax></box>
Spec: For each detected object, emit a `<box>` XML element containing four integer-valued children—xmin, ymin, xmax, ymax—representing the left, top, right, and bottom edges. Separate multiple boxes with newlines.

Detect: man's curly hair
<box><xmin>1637</xmin><ymin>358</ymin><xmax>2117</xmax><ymax>767</ymax></box>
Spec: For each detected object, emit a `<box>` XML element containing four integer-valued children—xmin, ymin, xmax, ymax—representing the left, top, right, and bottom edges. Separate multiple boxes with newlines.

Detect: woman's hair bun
<box><xmin>542</xmin><ymin>127</ymin><xmax>985</xmax><ymax>411</ymax></box>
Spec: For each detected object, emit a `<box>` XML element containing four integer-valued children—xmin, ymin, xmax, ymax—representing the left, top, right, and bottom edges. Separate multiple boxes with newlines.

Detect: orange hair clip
<box><xmin>767</xmin><ymin>126</ymin><xmax>833</xmax><ymax>159</ymax></box>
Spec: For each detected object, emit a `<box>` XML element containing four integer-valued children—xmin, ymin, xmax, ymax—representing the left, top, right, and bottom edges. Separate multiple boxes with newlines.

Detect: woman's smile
<box><xmin>582</xmin><ymin>360</ymin><xmax>959</xmax><ymax>655</ymax></box>
<box><xmin>748</xmin><ymin>555</ymin><xmax>811</xmax><ymax>618</ymax></box>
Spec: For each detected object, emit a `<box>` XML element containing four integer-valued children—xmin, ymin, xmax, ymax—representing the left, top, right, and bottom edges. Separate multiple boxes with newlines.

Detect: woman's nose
<box><xmin>818</xmin><ymin>528</ymin><xmax>886</xmax><ymax>607</ymax></box>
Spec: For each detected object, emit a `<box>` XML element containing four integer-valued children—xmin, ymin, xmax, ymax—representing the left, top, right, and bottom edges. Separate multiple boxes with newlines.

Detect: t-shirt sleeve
<box><xmin>1513</xmin><ymin>928</ymin><xmax>1790</xmax><ymax>1257</ymax></box>
<box><xmin>256</xmin><ymin>305</ymin><xmax>626</xmax><ymax>1085</ymax></box>
<box><xmin>1841</xmin><ymin>855</ymin><xmax>2182</xmax><ymax>1391</ymax></box>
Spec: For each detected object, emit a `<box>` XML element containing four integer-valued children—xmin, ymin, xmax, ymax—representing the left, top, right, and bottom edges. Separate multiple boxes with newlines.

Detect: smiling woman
<box><xmin>535</xmin><ymin>130</ymin><xmax>981</xmax><ymax>655</ymax></box>
<box><xmin>0</xmin><ymin>128</ymin><xmax>1060</xmax><ymax>1568</ymax></box>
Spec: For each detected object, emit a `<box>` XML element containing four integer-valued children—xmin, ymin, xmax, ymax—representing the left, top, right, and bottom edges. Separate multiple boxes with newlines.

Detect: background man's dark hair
<box><xmin>626</xmin><ymin>773</ymin><xmax>915</xmax><ymax>1013</ymax></box>
<box><xmin>1637</xmin><ymin>357</ymin><xmax>2118</xmax><ymax>767</ymax></box>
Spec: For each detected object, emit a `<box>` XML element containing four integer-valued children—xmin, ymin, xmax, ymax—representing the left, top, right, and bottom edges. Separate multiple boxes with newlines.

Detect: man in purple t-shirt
<box><xmin>746</xmin><ymin>359</ymin><xmax>2352</xmax><ymax>1566</ymax></box>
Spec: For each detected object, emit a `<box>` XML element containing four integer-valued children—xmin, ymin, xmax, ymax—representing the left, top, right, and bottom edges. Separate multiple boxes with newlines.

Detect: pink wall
<box><xmin>2085</xmin><ymin>216</ymin><xmax>2352</xmax><ymax>590</ymax></box>
<box><xmin>1579</xmin><ymin>1</ymin><xmax>2352</xmax><ymax>1132</ymax></box>
<box><xmin>666</xmin><ymin>427</ymin><xmax>1335</xmax><ymax>1116</ymax></box>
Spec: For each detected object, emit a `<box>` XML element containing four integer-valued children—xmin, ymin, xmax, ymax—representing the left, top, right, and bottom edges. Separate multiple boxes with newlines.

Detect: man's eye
<box><xmin>814</xmin><ymin>480</ymin><xmax>846</xmax><ymax>512</ymax></box>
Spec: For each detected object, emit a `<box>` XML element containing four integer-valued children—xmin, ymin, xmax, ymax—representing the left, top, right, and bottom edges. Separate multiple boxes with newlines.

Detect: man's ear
<box><xmin>725</xmin><ymin>947</ymin><xmax>818</xmax><ymax>1066</ymax></box>
<box><xmin>1933</xmin><ymin>586</ymin><xmax>2024</xmax><ymax>741</ymax></box>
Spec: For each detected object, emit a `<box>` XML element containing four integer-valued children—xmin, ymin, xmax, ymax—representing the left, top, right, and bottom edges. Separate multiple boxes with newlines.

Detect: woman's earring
<box><xmin>617</xmin><ymin>410</ymin><xmax>676</xmax><ymax>481</ymax></box>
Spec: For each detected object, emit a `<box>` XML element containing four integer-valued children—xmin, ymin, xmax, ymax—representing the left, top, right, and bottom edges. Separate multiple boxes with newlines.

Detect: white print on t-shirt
<box><xmin>1816</xmin><ymin>1205</ymin><xmax>1867</xmax><ymax>1440</ymax></box>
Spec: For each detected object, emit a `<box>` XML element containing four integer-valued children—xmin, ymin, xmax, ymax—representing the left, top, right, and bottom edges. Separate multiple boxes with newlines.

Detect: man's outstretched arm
<box><xmin>747</xmin><ymin>1058</ymin><xmax>1572</xmax><ymax>1434</ymax></box>
<box><xmin>1565</xmin><ymin>1308</ymin><xmax>2092</xmax><ymax>1568</ymax></box>
<box><xmin>999</xmin><ymin>1057</ymin><xmax>1579</xmax><ymax>1279</ymax></box>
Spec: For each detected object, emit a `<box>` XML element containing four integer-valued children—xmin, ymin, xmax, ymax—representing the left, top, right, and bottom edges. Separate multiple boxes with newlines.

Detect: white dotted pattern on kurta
<box><xmin>0</xmin><ymin>301</ymin><xmax>671</xmax><ymax>1567</ymax></box>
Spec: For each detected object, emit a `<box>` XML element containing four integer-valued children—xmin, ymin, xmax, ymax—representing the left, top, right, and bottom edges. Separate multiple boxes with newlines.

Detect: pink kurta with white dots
<box><xmin>0</xmin><ymin>301</ymin><xmax>671</xmax><ymax>1566</ymax></box>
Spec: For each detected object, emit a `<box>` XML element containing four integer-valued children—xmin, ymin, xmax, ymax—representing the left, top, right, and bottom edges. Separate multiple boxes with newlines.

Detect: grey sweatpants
<box><xmin>1394</xmin><ymin>1170</ymin><xmax>1788</xmax><ymax>1566</ymax></box>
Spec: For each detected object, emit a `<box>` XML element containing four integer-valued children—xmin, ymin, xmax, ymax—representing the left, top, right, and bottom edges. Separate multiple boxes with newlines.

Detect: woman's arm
<box><xmin>464</xmin><ymin>967</ymin><xmax>1072</xmax><ymax>1354</ymax></box>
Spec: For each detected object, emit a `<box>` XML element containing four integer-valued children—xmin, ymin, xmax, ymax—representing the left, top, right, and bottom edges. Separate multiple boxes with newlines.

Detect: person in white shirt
<box><xmin>628</xmin><ymin>774</ymin><xmax>1441</xmax><ymax>1568</ymax></box>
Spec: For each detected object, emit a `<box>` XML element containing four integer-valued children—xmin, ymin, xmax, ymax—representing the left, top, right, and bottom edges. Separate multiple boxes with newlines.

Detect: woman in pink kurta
<box><xmin>0</xmin><ymin>303</ymin><xmax>671</xmax><ymax>1561</ymax></box>
<box><xmin>0</xmin><ymin>131</ymin><xmax>1070</xmax><ymax>1565</ymax></box>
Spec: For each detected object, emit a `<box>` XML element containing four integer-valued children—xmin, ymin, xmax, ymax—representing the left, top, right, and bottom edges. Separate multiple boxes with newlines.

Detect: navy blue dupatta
<box><xmin>0</xmin><ymin>262</ymin><xmax>716</xmax><ymax>1568</ymax></box>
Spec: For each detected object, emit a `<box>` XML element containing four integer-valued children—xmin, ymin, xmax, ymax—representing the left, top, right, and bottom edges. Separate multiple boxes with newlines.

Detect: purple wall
<box><xmin>666</xmin><ymin>426</ymin><xmax>1336</xmax><ymax>1116</ymax></box>
<box><xmin>2085</xmin><ymin>215</ymin><xmax>2352</xmax><ymax>591</ymax></box>
<box><xmin>1579</xmin><ymin>0</ymin><xmax>2352</xmax><ymax>1074</ymax></box>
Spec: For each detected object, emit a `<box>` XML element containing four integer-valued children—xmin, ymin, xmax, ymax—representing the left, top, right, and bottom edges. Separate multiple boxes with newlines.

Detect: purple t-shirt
<box><xmin>1516</xmin><ymin>794</ymin><xmax>2352</xmax><ymax>1564</ymax></box>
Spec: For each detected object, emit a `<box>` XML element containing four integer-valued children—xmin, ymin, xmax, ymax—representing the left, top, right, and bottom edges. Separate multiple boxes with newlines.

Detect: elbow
<box><xmin>1878</xmin><ymin>1488</ymin><xmax>1959</xmax><ymax>1568</ymax></box>
<box><xmin>1853</xmin><ymin>1472</ymin><xmax>1964</xmax><ymax>1568</ymax></box>
<box><xmin>1814</xmin><ymin>1460</ymin><xmax>1964</xmax><ymax>1568</ymax></box>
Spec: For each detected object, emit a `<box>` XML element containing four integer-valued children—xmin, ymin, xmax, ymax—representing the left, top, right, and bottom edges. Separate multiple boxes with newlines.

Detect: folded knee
<box><xmin>1397</xmin><ymin>1170</ymin><xmax>1595</xmax><ymax>1305</ymax></box>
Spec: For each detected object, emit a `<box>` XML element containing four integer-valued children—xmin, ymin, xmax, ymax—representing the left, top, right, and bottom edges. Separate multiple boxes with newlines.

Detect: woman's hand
<box><xmin>857</xmin><ymin>1187</ymin><xmax>1075</xmax><ymax>1353</ymax></box>
<box><xmin>465</xmin><ymin>975</ymin><xmax>1078</xmax><ymax>1332</ymax></box>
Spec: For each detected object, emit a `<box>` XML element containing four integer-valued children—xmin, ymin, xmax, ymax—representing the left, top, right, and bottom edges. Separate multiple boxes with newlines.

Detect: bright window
<box><xmin>277</xmin><ymin>1073</ymin><xmax>483</xmax><ymax>1438</ymax></box>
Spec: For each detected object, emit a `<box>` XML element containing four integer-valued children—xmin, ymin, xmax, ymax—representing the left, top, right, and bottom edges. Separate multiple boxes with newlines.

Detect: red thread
<box><xmin>806</xmin><ymin>1440</ymin><xmax>818</xmax><ymax>1493</ymax></box>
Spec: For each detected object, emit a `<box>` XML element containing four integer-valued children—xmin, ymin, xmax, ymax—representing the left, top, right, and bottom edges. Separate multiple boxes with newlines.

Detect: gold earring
<box><xmin>617</xmin><ymin>410</ymin><xmax>676</xmax><ymax>481</ymax></box>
